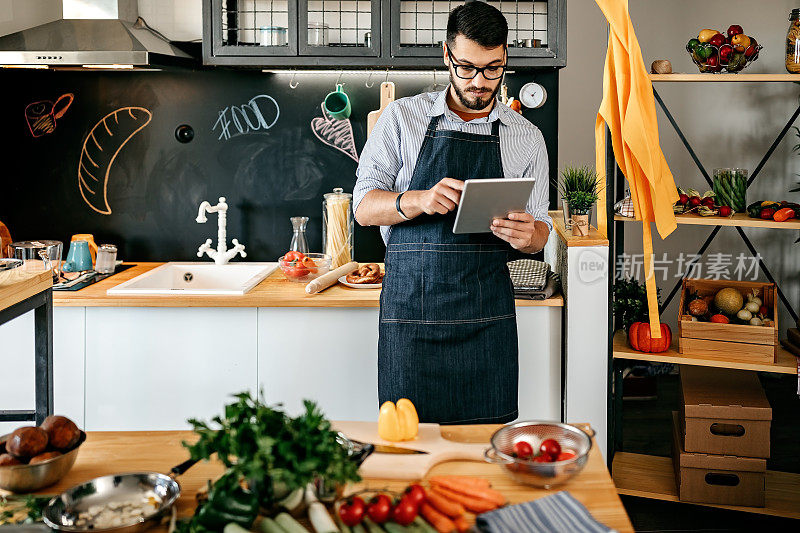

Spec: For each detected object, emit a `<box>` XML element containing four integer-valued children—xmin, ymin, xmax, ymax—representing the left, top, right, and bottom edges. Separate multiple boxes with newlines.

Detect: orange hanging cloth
<box><xmin>594</xmin><ymin>0</ymin><xmax>678</xmax><ymax>338</ymax></box>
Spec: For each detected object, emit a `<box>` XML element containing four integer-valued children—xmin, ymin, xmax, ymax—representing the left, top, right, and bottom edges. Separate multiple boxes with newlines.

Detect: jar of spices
<box><xmin>787</xmin><ymin>9</ymin><xmax>800</xmax><ymax>73</ymax></box>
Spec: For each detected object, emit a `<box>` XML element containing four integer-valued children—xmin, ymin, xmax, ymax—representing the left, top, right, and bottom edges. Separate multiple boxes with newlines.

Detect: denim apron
<box><xmin>378</xmin><ymin>113</ymin><xmax>518</xmax><ymax>424</ymax></box>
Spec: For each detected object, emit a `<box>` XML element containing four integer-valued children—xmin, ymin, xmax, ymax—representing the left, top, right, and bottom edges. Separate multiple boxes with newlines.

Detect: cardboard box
<box><xmin>680</xmin><ymin>365</ymin><xmax>771</xmax><ymax>458</ymax></box>
<box><xmin>672</xmin><ymin>411</ymin><xmax>766</xmax><ymax>507</ymax></box>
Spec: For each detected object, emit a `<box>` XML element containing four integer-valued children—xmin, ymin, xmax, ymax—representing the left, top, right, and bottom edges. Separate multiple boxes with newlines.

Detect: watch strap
<box><xmin>396</xmin><ymin>192</ymin><xmax>411</xmax><ymax>221</ymax></box>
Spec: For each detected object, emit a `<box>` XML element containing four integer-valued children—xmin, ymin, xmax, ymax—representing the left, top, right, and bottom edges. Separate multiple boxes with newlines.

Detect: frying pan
<box><xmin>41</xmin><ymin>458</ymin><xmax>198</xmax><ymax>533</ymax></box>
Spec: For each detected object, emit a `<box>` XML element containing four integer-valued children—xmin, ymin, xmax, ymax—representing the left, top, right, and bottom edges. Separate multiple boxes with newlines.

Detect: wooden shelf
<box><xmin>615</xmin><ymin>213</ymin><xmax>800</xmax><ymax>230</ymax></box>
<box><xmin>612</xmin><ymin>452</ymin><xmax>800</xmax><ymax>520</ymax></box>
<box><xmin>612</xmin><ymin>331</ymin><xmax>798</xmax><ymax>375</ymax></box>
<box><xmin>650</xmin><ymin>73</ymin><xmax>800</xmax><ymax>82</ymax></box>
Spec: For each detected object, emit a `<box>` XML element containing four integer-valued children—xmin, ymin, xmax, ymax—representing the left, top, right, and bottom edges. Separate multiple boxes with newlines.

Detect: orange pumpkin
<box><xmin>628</xmin><ymin>322</ymin><xmax>672</xmax><ymax>353</ymax></box>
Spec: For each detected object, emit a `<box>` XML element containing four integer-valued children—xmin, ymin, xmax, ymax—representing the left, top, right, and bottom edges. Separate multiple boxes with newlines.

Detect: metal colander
<box><xmin>484</xmin><ymin>421</ymin><xmax>593</xmax><ymax>488</ymax></box>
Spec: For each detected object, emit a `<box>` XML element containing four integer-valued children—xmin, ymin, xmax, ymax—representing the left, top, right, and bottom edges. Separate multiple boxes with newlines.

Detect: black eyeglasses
<box><xmin>446</xmin><ymin>44</ymin><xmax>507</xmax><ymax>80</ymax></box>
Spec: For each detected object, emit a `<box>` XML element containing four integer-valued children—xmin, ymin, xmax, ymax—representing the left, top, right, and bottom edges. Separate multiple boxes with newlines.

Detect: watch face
<box><xmin>520</xmin><ymin>82</ymin><xmax>547</xmax><ymax>109</ymax></box>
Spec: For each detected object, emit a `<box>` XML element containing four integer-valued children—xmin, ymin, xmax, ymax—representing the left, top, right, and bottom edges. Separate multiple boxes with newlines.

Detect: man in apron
<box><xmin>353</xmin><ymin>2</ymin><xmax>552</xmax><ymax>424</ymax></box>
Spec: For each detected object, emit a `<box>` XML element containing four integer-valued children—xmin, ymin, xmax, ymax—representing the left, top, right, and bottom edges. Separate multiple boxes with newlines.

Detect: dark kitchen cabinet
<box><xmin>203</xmin><ymin>0</ymin><xmax>565</xmax><ymax>68</ymax></box>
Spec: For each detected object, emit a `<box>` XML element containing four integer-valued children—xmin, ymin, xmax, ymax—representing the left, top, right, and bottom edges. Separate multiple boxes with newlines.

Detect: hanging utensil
<box><xmin>367</xmin><ymin>81</ymin><xmax>395</xmax><ymax>138</ymax></box>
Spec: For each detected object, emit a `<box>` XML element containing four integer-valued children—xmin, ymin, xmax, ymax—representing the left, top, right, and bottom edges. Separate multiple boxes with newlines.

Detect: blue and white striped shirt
<box><xmin>354</xmin><ymin>87</ymin><xmax>552</xmax><ymax>244</ymax></box>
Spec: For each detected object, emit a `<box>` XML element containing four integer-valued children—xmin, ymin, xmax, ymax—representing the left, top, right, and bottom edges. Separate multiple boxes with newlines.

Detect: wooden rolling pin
<box><xmin>305</xmin><ymin>261</ymin><xmax>358</xmax><ymax>294</ymax></box>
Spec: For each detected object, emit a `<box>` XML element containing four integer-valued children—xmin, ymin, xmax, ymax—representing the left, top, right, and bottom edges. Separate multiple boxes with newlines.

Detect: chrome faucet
<box><xmin>196</xmin><ymin>196</ymin><xmax>246</xmax><ymax>265</ymax></box>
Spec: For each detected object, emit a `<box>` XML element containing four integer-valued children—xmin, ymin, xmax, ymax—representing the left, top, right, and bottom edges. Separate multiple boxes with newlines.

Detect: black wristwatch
<box><xmin>396</xmin><ymin>192</ymin><xmax>411</xmax><ymax>221</ymax></box>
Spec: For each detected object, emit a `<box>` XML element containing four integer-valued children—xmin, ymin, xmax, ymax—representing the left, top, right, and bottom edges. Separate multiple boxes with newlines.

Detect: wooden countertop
<box><xmin>6</xmin><ymin>426</ymin><xmax>632</xmax><ymax>532</ymax></box>
<box><xmin>53</xmin><ymin>263</ymin><xmax>564</xmax><ymax>308</ymax></box>
<box><xmin>0</xmin><ymin>269</ymin><xmax>52</xmax><ymax>313</ymax></box>
<box><xmin>550</xmin><ymin>210</ymin><xmax>609</xmax><ymax>247</ymax></box>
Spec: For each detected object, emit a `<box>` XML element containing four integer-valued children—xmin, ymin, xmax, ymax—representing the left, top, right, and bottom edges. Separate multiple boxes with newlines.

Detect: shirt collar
<box><xmin>427</xmin><ymin>86</ymin><xmax>513</xmax><ymax>126</ymax></box>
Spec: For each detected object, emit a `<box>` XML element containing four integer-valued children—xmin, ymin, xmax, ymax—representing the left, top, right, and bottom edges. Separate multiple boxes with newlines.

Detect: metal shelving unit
<box><xmin>203</xmin><ymin>0</ymin><xmax>566</xmax><ymax>68</ymax></box>
<box><xmin>605</xmin><ymin>75</ymin><xmax>800</xmax><ymax>521</ymax></box>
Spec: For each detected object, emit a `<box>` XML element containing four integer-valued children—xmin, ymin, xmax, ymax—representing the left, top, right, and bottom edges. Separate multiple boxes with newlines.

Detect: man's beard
<box><xmin>450</xmin><ymin>71</ymin><xmax>500</xmax><ymax>111</ymax></box>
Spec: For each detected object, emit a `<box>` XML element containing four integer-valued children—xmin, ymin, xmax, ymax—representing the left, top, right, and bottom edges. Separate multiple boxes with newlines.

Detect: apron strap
<box><xmin>426</xmin><ymin>114</ymin><xmax>442</xmax><ymax>135</ymax></box>
<box><xmin>491</xmin><ymin>117</ymin><xmax>501</xmax><ymax>137</ymax></box>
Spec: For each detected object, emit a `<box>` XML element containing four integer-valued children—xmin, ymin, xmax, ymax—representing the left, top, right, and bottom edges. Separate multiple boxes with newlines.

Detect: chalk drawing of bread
<box><xmin>78</xmin><ymin>107</ymin><xmax>152</xmax><ymax>215</ymax></box>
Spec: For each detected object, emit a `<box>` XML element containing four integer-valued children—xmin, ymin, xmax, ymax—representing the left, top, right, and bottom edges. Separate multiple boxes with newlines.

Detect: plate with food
<box><xmin>339</xmin><ymin>263</ymin><xmax>384</xmax><ymax>289</ymax></box>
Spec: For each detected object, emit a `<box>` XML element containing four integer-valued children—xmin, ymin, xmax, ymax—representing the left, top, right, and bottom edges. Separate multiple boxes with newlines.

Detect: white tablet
<box><xmin>452</xmin><ymin>178</ymin><xmax>536</xmax><ymax>234</ymax></box>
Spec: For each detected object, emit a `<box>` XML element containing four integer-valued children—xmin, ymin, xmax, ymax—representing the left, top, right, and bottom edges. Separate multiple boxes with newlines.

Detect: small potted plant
<box><xmin>556</xmin><ymin>166</ymin><xmax>600</xmax><ymax>236</ymax></box>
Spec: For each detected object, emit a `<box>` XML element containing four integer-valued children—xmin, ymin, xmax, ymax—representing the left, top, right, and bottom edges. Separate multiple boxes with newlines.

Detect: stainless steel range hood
<box><xmin>0</xmin><ymin>0</ymin><xmax>194</xmax><ymax>68</ymax></box>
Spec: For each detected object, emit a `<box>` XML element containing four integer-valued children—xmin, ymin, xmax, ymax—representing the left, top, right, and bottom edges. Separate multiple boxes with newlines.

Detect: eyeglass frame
<box><xmin>445</xmin><ymin>43</ymin><xmax>508</xmax><ymax>80</ymax></box>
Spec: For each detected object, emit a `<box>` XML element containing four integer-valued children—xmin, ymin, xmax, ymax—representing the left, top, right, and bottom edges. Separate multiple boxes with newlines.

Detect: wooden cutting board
<box><xmin>334</xmin><ymin>421</ymin><xmax>489</xmax><ymax>480</ymax></box>
<box><xmin>366</xmin><ymin>82</ymin><xmax>395</xmax><ymax>138</ymax></box>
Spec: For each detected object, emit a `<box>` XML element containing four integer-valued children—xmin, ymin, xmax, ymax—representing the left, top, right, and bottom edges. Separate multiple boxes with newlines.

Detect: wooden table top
<box><xmin>52</xmin><ymin>263</ymin><xmax>564</xmax><ymax>309</ymax></box>
<box><xmin>0</xmin><ymin>269</ymin><xmax>51</xmax><ymax>313</ymax></box>
<box><xmin>5</xmin><ymin>427</ymin><xmax>633</xmax><ymax>532</ymax></box>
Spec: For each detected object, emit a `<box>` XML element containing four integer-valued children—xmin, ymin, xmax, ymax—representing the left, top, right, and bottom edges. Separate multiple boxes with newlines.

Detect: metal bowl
<box><xmin>0</xmin><ymin>431</ymin><xmax>86</xmax><ymax>493</ymax></box>
<box><xmin>484</xmin><ymin>421</ymin><xmax>593</xmax><ymax>488</ymax></box>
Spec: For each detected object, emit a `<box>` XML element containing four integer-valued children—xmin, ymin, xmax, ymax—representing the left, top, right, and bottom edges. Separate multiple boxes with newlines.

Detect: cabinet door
<box><xmin>84</xmin><ymin>308</ymin><xmax>258</xmax><ymax>431</ymax></box>
<box><xmin>390</xmin><ymin>1</ymin><xmax>562</xmax><ymax>64</ymax></box>
<box><xmin>299</xmin><ymin>0</ymin><xmax>381</xmax><ymax>56</ymax></box>
<box><xmin>208</xmin><ymin>0</ymin><xmax>298</xmax><ymax>57</ymax></box>
<box><xmin>257</xmin><ymin>308</ymin><xmax>379</xmax><ymax>421</ymax></box>
<box><xmin>0</xmin><ymin>308</ymin><xmax>85</xmax><ymax>434</ymax></box>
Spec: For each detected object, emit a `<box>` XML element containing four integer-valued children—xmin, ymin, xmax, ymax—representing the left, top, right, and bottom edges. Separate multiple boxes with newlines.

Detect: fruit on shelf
<box><xmin>698</xmin><ymin>29</ymin><xmax>720</xmax><ymax>43</ymax></box>
<box><xmin>688</xmin><ymin>25</ymin><xmax>760</xmax><ymax>73</ymax></box>
<box><xmin>688</xmin><ymin>297</ymin><xmax>709</xmax><ymax>317</ymax></box>
<box><xmin>727</xmin><ymin>24</ymin><xmax>743</xmax><ymax>38</ymax></box>
<box><xmin>709</xmin><ymin>33</ymin><xmax>726</xmax><ymax>47</ymax></box>
<box><xmin>628</xmin><ymin>322</ymin><xmax>672</xmax><ymax>353</ymax></box>
<box><xmin>710</xmin><ymin>314</ymin><xmax>730</xmax><ymax>323</ymax></box>
<box><xmin>718</xmin><ymin>206</ymin><xmax>733</xmax><ymax>217</ymax></box>
<box><xmin>731</xmin><ymin>34</ymin><xmax>751</xmax><ymax>48</ymax></box>
<box><xmin>714</xmin><ymin>287</ymin><xmax>744</xmax><ymax>315</ymax></box>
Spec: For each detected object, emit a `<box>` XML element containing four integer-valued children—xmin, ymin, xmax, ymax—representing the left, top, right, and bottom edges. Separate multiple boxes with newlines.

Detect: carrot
<box><xmin>431</xmin><ymin>486</ymin><xmax>497</xmax><ymax>513</ymax></box>
<box><xmin>429</xmin><ymin>478</ymin><xmax>506</xmax><ymax>507</ymax></box>
<box><xmin>420</xmin><ymin>502</ymin><xmax>457</xmax><ymax>533</ymax></box>
<box><xmin>428</xmin><ymin>476</ymin><xmax>491</xmax><ymax>489</ymax></box>
<box><xmin>425</xmin><ymin>489</ymin><xmax>465</xmax><ymax>518</ymax></box>
<box><xmin>453</xmin><ymin>514</ymin><xmax>470</xmax><ymax>533</ymax></box>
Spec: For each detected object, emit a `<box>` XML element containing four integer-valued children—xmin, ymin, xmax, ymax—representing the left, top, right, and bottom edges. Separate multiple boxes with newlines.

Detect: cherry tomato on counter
<box><xmin>403</xmin><ymin>484</ymin><xmax>426</xmax><ymax>509</ymax></box>
<box><xmin>367</xmin><ymin>494</ymin><xmax>393</xmax><ymax>524</ymax></box>
<box><xmin>392</xmin><ymin>496</ymin><xmax>419</xmax><ymax>526</ymax></box>
<box><xmin>338</xmin><ymin>496</ymin><xmax>366</xmax><ymax>526</ymax></box>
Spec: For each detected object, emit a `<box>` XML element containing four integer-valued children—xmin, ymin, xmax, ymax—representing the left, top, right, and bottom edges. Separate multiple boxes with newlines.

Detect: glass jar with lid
<box><xmin>787</xmin><ymin>9</ymin><xmax>800</xmax><ymax>73</ymax></box>
<box><xmin>322</xmin><ymin>188</ymin><xmax>353</xmax><ymax>269</ymax></box>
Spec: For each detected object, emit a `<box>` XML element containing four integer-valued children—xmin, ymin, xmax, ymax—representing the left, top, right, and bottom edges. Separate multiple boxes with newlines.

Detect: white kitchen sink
<box><xmin>107</xmin><ymin>262</ymin><xmax>278</xmax><ymax>296</ymax></box>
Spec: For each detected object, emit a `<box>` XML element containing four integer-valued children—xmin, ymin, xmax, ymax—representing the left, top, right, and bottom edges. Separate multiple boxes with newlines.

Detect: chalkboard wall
<box><xmin>2</xmin><ymin>68</ymin><xmax>558</xmax><ymax>262</ymax></box>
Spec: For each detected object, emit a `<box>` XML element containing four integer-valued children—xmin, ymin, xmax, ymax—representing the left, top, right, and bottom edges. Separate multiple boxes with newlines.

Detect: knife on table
<box><xmin>337</xmin><ymin>432</ymin><xmax>429</xmax><ymax>455</ymax></box>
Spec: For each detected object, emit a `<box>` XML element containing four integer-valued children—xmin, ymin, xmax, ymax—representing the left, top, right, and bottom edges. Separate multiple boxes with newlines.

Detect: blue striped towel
<box><xmin>475</xmin><ymin>491</ymin><xmax>616</xmax><ymax>533</ymax></box>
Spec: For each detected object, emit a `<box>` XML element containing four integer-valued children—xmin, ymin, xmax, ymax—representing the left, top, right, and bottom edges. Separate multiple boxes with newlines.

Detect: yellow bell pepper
<box><xmin>396</xmin><ymin>398</ymin><xmax>419</xmax><ymax>439</ymax></box>
<box><xmin>378</xmin><ymin>399</ymin><xmax>419</xmax><ymax>441</ymax></box>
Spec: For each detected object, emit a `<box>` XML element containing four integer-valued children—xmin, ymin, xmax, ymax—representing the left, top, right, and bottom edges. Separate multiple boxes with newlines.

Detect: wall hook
<box><xmin>365</xmin><ymin>70</ymin><xmax>375</xmax><ymax>88</ymax></box>
<box><xmin>384</xmin><ymin>68</ymin><xmax>390</xmax><ymax>83</ymax></box>
<box><xmin>336</xmin><ymin>69</ymin><xmax>344</xmax><ymax>87</ymax></box>
<box><xmin>289</xmin><ymin>69</ymin><xmax>299</xmax><ymax>89</ymax></box>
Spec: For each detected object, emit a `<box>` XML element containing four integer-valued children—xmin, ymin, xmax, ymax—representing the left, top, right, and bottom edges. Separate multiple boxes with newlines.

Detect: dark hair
<box><xmin>446</xmin><ymin>2</ymin><xmax>508</xmax><ymax>48</ymax></box>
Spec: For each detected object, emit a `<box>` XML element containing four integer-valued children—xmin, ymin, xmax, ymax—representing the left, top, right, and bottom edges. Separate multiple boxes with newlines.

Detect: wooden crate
<box><xmin>677</xmin><ymin>279</ymin><xmax>778</xmax><ymax>364</ymax></box>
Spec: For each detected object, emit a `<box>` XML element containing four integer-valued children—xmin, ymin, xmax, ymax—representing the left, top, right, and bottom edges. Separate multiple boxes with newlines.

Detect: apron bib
<box><xmin>378</xmin><ymin>113</ymin><xmax>518</xmax><ymax>424</ymax></box>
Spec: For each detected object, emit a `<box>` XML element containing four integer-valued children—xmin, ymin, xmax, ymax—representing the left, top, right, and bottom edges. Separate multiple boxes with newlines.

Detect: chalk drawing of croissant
<box><xmin>78</xmin><ymin>107</ymin><xmax>152</xmax><ymax>215</ymax></box>
<box><xmin>310</xmin><ymin>104</ymin><xmax>359</xmax><ymax>163</ymax></box>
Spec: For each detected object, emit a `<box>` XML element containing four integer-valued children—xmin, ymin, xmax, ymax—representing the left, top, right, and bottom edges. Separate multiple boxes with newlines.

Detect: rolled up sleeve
<box><xmin>523</xmin><ymin>129</ymin><xmax>553</xmax><ymax>233</ymax></box>
<box><xmin>353</xmin><ymin>103</ymin><xmax>403</xmax><ymax>215</ymax></box>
